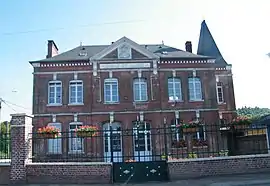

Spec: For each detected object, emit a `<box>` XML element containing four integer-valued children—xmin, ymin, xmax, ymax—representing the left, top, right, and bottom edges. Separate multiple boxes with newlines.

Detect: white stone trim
<box><xmin>74</xmin><ymin>114</ymin><xmax>78</xmax><ymax>122</ymax></box>
<box><xmin>53</xmin><ymin>73</ymin><xmax>57</xmax><ymax>80</ymax></box>
<box><xmin>139</xmin><ymin>112</ymin><xmax>144</xmax><ymax>122</ymax></box>
<box><xmin>90</xmin><ymin>36</ymin><xmax>159</xmax><ymax>60</ymax></box>
<box><xmin>168</xmin><ymin>153</ymin><xmax>270</xmax><ymax>163</ymax></box>
<box><xmin>26</xmin><ymin>162</ymin><xmax>112</xmax><ymax>165</ymax></box>
<box><xmin>31</xmin><ymin>63</ymin><xmax>40</xmax><ymax>67</ymax></box>
<box><xmin>40</xmin><ymin>62</ymin><xmax>90</xmax><ymax>68</ymax></box>
<box><xmin>109</xmin><ymin>112</ymin><xmax>114</xmax><ymax>123</ymax></box>
<box><xmin>34</xmin><ymin>108</ymin><xmax>219</xmax><ymax>117</ymax></box>
<box><xmin>159</xmin><ymin>60</ymin><xmax>214</xmax><ymax>64</ymax></box>
<box><xmin>33</xmin><ymin>67</ymin><xmax>216</xmax><ymax>75</ymax></box>
<box><xmin>52</xmin><ymin>114</ymin><xmax>56</xmax><ymax>122</ymax></box>
<box><xmin>74</xmin><ymin>72</ymin><xmax>78</xmax><ymax>80</ymax></box>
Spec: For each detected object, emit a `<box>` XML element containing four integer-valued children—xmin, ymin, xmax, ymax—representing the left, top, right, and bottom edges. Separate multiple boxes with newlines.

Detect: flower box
<box><xmin>37</xmin><ymin>126</ymin><xmax>60</xmax><ymax>139</ymax></box>
<box><xmin>231</xmin><ymin>116</ymin><xmax>252</xmax><ymax>130</ymax></box>
<box><xmin>76</xmin><ymin>125</ymin><xmax>98</xmax><ymax>138</ymax></box>
<box><xmin>183</xmin><ymin>127</ymin><xmax>199</xmax><ymax>133</ymax></box>
<box><xmin>233</xmin><ymin>124</ymin><xmax>248</xmax><ymax>130</ymax></box>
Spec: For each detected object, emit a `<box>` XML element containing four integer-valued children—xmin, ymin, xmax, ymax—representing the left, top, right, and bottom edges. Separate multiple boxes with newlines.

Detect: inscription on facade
<box><xmin>100</xmin><ymin>63</ymin><xmax>151</xmax><ymax>69</ymax></box>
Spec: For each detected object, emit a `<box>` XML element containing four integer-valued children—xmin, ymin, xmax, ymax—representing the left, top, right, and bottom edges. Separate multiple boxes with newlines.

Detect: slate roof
<box><xmin>30</xmin><ymin>44</ymin><xmax>211</xmax><ymax>63</ymax></box>
<box><xmin>197</xmin><ymin>20</ymin><xmax>228</xmax><ymax>65</ymax></box>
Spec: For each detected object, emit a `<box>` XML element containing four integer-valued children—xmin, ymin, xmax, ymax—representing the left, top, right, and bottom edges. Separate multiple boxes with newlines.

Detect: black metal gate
<box><xmin>113</xmin><ymin>161</ymin><xmax>169</xmax><ymax>183</ymax></box>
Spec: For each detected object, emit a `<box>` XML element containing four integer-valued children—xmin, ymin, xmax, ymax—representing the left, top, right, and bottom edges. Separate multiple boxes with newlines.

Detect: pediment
<box><xmin>90</xmin><ymin>37</ymin><xmax>159</xmax><ymax>60</ymax></box>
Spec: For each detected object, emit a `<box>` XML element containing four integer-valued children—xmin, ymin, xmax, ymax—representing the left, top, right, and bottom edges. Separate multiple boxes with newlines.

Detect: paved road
<box><xmin>10</xmin><ymin>173</ymin><xmax>270</xmax><ymax>186</ymax></box>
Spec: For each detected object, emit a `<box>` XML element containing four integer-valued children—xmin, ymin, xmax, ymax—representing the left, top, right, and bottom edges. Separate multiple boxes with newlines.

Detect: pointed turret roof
<box><xmin>197</xmin><ymin>20</ymin><xmax>227</xmax><ymax>65</ymax></box>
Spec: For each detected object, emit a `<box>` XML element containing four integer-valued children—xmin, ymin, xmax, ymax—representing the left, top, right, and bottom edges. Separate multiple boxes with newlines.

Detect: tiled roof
<box><xmin>30</xmin><ymin>44</ymin><xmax>211</xmax><ymax>63</ymax></box>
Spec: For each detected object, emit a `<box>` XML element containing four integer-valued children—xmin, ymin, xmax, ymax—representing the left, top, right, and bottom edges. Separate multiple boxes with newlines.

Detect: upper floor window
<box><xmin>168</xmin><ymin>77</ymin><xmax>182</xmax><ymax>101</ymax></box>
<box><xmin>69</xmin><ymin>80</ymin><xmax>83</xmax><ymax>104</ymax></box>
<box><xmin>104</xmin><ymin>78</ymin><xmax>119</xmax><ymax>103</ymax></box>
<box><xmin>133</xmin><ymin>78</ymin><xmax>148</xmax><ymax>102</ymax></box>
<box><xmin>48</xmin><ymin>81</ymin><xmax>62</xmax><ymax>105</ymax></box>
<box><xmin>188</xmin><ymin>77</ymin><xmax>202</xmax><ymax>101</ymax></box>
<box><xmin>69</xmin><ymin>122</ymin><xmax>83</xmax><ymax>153</ymax></box>
<box><xmin>216</xmin><ymin>84</ymin><xmax>224</xmax><ymax>103</ymax></box>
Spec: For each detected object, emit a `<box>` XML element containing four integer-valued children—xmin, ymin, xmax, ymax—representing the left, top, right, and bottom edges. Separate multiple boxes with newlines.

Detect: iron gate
<box><xmin>113</xmin><ymin>161</ymin><xmax>169</xmax><ymax>183</ymax></box>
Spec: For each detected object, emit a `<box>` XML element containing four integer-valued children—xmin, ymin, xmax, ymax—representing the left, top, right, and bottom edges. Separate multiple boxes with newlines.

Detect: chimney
<box><xmin>185</xmin><ymin>41</ymin><xmax>192</xmax><ymax>53</ymax></box>
<box><xmin>46</xmin><ymin>40</ymin><xmax>59</xmax><ymax>58</ymax></box>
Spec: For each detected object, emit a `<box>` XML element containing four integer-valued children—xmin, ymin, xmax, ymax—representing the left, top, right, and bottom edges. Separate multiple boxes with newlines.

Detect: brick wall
<box><xmin>0</xmin><ymin>165</ymin><xmax>10</xmax><ymax>185</ymax></box>
<box><xmin>168</xmin><ymin>154</ymin><xmax>270</xmax><ymax>180</ymax></box>
<box><xmin>26</xmin><ymin>163</ymin><xmax>112</xmax><ymax>184</ymax></box>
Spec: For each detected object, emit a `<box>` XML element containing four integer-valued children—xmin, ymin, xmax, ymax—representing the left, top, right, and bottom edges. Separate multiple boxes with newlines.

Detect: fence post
<box><xmin>10</xmin><ymin>113</ymin><xmax>32</xmax><ymax>184</ymax></box>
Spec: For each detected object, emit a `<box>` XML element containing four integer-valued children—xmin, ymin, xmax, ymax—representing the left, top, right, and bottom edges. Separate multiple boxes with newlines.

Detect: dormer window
<box><xmin>117</xmin><ymin>44</ymin><xmax>132</xmax><ymax>59</ymax></box>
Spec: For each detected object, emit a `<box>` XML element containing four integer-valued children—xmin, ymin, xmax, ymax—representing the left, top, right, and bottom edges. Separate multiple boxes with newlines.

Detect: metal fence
<box><xmin>0</xmin><ymin>132</ymin><xmax>11</xmax><ymax>163</ymax></box>
<box><xmin>31</xmin><ymin>123</ymin><xmax>268</xmax><ymax>162</ymax></box>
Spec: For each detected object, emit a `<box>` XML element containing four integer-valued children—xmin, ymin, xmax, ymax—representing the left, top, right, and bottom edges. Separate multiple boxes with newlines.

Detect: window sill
<box><xmin>47</xmin><ymin>104</ymin><xmax>62</xmax><ymax>107</ymax></box>
<box><xmin>104</xmin><ymin>102</ymin><xmax>120</xmax><ymax>105</ymax></box>
<box><xmin>68</xmin><ymin>151</ymin><xmax>84</xmax><ymax>155</ymax></box>
<box><xmin>189</xmin><ymin>100</ymin><xmax>204</xmax><ymax>102</ymax></box>
<box><xmin>171</xmin><ymin>146</ymin><xmax>208</xmax><ymax>149</ymax></box>
<box><xmin>133</xmin><ymin>101</ymin><xmax>149</xmax><ymax>104</ymax></box>
<box><xmin>218</xmin><ymin>102</ymin><xmax>226</xmax><ymax>105</ymax></box>
<box><xmin>46</xmin><ymin>152</ymin><xmax>62</xmax><ymax>155</ymax></box>
<box><xmin>68</xmin><ymin>103</ymin><xmax>84</xmax><ymax>106</ymax></box>
<box><xmin>168</xmin><ymin>100</ymin><xmax>183</xmax><ymax>103</ymax></box>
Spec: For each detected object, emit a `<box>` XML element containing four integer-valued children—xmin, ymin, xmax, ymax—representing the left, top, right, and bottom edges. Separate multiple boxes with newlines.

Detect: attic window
<box><xmin>79</xmin><ymin>52</ymin><xmax>87</xmax><ymax>56</ymax></box>
<box><xmin>162</xmin><ymin>51</ymin><xmax>168</xmax><ymax>55</ymax></box>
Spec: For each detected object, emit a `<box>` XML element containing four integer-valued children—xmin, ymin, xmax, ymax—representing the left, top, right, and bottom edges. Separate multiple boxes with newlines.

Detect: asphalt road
<box><xmin>8</xmin><ymin>173</ymin><xmax>270</xmax><ymax>186</ymax></box>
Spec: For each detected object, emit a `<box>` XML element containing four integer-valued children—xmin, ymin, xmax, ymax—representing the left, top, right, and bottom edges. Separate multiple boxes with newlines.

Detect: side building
<box><xmin>30</xmin><ymin>20</ymin><xmax>236</xmax><ymax>161</ymax></box>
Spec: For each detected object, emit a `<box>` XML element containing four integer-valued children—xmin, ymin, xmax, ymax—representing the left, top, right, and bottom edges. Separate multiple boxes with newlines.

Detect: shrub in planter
<box><xmin>231</xmin><ymin>116</ymin><xmax>252</xmax><ymax>129</ymax></box>
<box><xmin>176</xmin><ymin>120</ymin><xmax>200</xmax><ymax>133</ymax></box>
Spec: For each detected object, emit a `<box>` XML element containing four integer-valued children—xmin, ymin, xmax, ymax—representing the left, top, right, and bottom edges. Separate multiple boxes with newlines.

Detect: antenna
<box><xmin>162</xmin><ymin>40</ymin><xmax>164</xmax><ymax>45</ymax></box>
<box><xmin>80</xmin><ymin>41</ymin><xmax>82</xmax><ymax>47</ymax></box>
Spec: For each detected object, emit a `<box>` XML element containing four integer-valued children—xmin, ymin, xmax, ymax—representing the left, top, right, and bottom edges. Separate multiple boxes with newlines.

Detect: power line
<box><xmin>2</xmin><ymin>101</ymin><xmax>16</xmax><ymax>112</ymax></box>
<box><xmin>1</xmin><ymin>19</ymin><xmax>145</xmax><ymax>36</ymax></box>
<box><xmin>3</xmin><ymin>100</ymin><xmax>31</xmax><ymax>111</ymax></box>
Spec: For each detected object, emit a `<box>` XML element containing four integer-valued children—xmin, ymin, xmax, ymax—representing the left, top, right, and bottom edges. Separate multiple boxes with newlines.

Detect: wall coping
<box><xmin>168</xmin><ymin>153</ymin><xmax>270</xmax><ymax>163</ymax></box>
<box><xmin>26</xmin><ymin>162</ymin><xmax>113</xmax><ymax>166</ymax></box>
<box><xmin>10</xmin><ymin>113</ymin><xmax>33</xmax><ymax>118</ymax></box>
<box><xmin>0</xmin><ymin>159</ymin><xmax>11</xmax><ymax>166</ymax></box>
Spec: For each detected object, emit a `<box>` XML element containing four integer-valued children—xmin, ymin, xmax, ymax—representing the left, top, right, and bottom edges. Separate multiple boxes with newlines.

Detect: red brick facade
<box><xmin>30</xmin><ymin>37</ymin><xmax>236</xmax><ymax>161</ymax></box>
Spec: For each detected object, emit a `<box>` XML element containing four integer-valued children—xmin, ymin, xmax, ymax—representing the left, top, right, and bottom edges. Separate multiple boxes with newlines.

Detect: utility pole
<box><xmin>0</xmin><ymin>98</ymin><xmax>2</xmax><ymax>122</ymax></box>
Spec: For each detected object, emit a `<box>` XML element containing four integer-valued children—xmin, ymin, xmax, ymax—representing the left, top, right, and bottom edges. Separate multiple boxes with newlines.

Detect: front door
<box><xmin>103</xmin><ymin>123</ymin><xmax>123</xmax><ymax>162</ymax></box>
<box><xmin>133</xmin><ymin>122</ymin><xmax>152</xmax><ymax>162</ymax></box>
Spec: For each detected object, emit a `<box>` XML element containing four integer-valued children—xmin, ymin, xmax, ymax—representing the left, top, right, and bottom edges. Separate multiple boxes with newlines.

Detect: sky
<box><xmin>0</xmin><ymin>0</ymin><xmax>270</xmax><ymax>122</ymax></box>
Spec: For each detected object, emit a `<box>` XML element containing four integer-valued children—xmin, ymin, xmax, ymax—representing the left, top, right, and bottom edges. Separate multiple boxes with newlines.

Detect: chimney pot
<box><xmin>46</xmin><ymin>40</ymin><xmax>59</xmax><ymax>58</ymax></box>
<box><xmin>185</xmin><ymin>41</ymin><xmax>192</xmax><ymax>53</ymax></box>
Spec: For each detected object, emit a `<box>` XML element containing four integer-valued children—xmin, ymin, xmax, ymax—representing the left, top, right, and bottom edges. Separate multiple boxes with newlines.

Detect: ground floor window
<box><xmin>171</xmin><ymin>119</ymin><xmax>207</xmax><ymax>148</ymax></box>
<box><xmin>69</xmin><ymin>122</ymin><xmax>84</xmax><ymax>153</ymax></box>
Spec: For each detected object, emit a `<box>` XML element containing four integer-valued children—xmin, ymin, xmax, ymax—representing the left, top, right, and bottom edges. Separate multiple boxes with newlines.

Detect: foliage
<box><xmin>0</xmin><ymin>121</ymin><xmax>10</xmax><ymax>157</ymax></box>
<box><xmin>188</xmin><ymin>152</ymin><xmax>198</xmax><ymax>159</ymax></box>
<box><xmin>237</xmin><ymin>107</ymin><xmax>270</xmax><ymax>118</ymax></box>
<box><xmin>231</xmin><ymin>116</ymin><xmax>252</xmax><ymax>126</ymax></box>
<box><xmin>76</xmin><ymin>126</ymin><xmax>98</xmax><ymax>137</ymax></box>
<box><xmin>37</xmin><ymin>126</ymin><xmax>60</xmax><ymax>138</ymax></box>
<box><xmin>176</xmin><ymin>120</ymin><xmax>200</xmax><ymax>128</ymax></box>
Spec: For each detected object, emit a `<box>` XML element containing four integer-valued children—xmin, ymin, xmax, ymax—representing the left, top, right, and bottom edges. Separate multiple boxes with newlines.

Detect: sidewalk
<box><xmin>17</xmin><ymin>172</ymin><xmax>270</xmax><ymax>186</ymax></box>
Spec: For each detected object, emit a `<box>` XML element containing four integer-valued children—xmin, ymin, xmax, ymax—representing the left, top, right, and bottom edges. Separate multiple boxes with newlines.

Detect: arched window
<box><xmin>104</xmin><ymin>78</ymin><xmax>119</xmax><ymax>103</ymax></box>
<box><xmin>168</xmin><ymin>77</ymin><xmax>182</xmax><ymax>101</ymax></box>
<box><xmin>188</xmin><ymin>77</ymin><xmax>202</xmax><ymax>101</ymax></box>
<box><xmin>133</xmin><ymin>78</ymin><xmax>148</xmax><ymax>102</ymax></box>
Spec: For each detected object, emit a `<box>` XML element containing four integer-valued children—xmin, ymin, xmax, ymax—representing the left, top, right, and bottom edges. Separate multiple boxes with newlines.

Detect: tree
<box><xmin>237</xmin><ymin>107</ymin><xmax>270</xmax><ymax>118</ymax></box>
<box><xmin>0</xmin><ymin>121</ymin><xmax>10</xmax><ymax>158</ymax></box>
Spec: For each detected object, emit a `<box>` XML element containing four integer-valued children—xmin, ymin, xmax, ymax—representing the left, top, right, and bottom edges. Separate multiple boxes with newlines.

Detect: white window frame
<box><xmin>133</xmin><ymin>78</ymin><xmax>148</xmax><ymax>102</ymax></box>
<box><xmin>216</xmin><ymin>85</ymin><xmax>224</xmax><ymax>104</ymax></box>
<box><xmin>104</xmin><ymin>78</ymin><xmax>119</xmax><ymax>103</ymax></box>
<box><xmin>48</xmin><ymin>80</ymin><xmax>62</xmax><ymax>105</ymax></box>
<box><xmin>168</xmin><ymin>77</ymin><xmax>182</xmax><ymax>101</ymax></box>
<box><xmin>188</xmin><ymin>77</ymin><xmax>203</xmax><ymax>101</ymax></box>
<box><xmin>47</xmin><ymin>123</ymin><xmax>62</xmax><ymax>154</ymax></box>
<box><xmin>69</xmin><ymin>122</ymin><xmax>84</xmax><ymax>154</ymax></box>
<box><xmin>69</xmin><ymin>80</ymin><xmax>84</xmax><ymax>105</ymax></box>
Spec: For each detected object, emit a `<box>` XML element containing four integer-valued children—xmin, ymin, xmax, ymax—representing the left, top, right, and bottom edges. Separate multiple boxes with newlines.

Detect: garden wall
<box><xmin>26</xmin><ymin>162</ymin><xmax>112</xmax><ymax>184</ymax></box>
<box><xmin>0</xmin><ymin>164</ymin><xmax>10</xmax><ymax>185</ymax></box>
<box><xmin>168</xmin><ymin>154</ymin><xmax>270</xmax><ymax>180</ymax></box>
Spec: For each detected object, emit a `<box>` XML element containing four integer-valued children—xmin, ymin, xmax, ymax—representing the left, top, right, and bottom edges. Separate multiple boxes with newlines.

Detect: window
<box><xmin>48</xmin><ymin>123</ymin><xmax>62</xmax><ymax>154</ymax></box>
<box><xmin>69</xmin><ymin>80</ymin><xmax>83</xmax><ymax>104</ymax></box>
<box><xmin>216</xmin><ymin>85</ymin><xmax>224</xmax><ymax>103</ymax></box>
<box><xmin>104</xmin><ymin>78</ymin><xmax>119</xmax><ymax>103</ymax></box>
<box><xmin>168</xmin><ymin>78</ymin><xmax>182</xmax><ymax>101</ymax></box>
<box><xmin>188</xmin><ymin>77</ymin><xmax>202</xmax><ymax>101</ymax></box>
<box><xmin>48</xmin><ymin>81</ymin><xmax>62</xmax><ymax>105</ymax></box>
<box><xmin>69</xmin><ymin>123</ymin><xmax>83</xmax><ymax>153</ymax></box>
<box><xmin>133</xmin><ymin>78</ymin><xmax>148</xmax><ymax>102</ymax></box>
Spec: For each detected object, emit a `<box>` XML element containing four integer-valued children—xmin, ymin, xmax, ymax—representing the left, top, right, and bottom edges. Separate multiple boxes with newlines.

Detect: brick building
<box><xmin>30</xmin><ymin>20</ymin><xmax>236</xmax><ymax>162</ymax></box>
